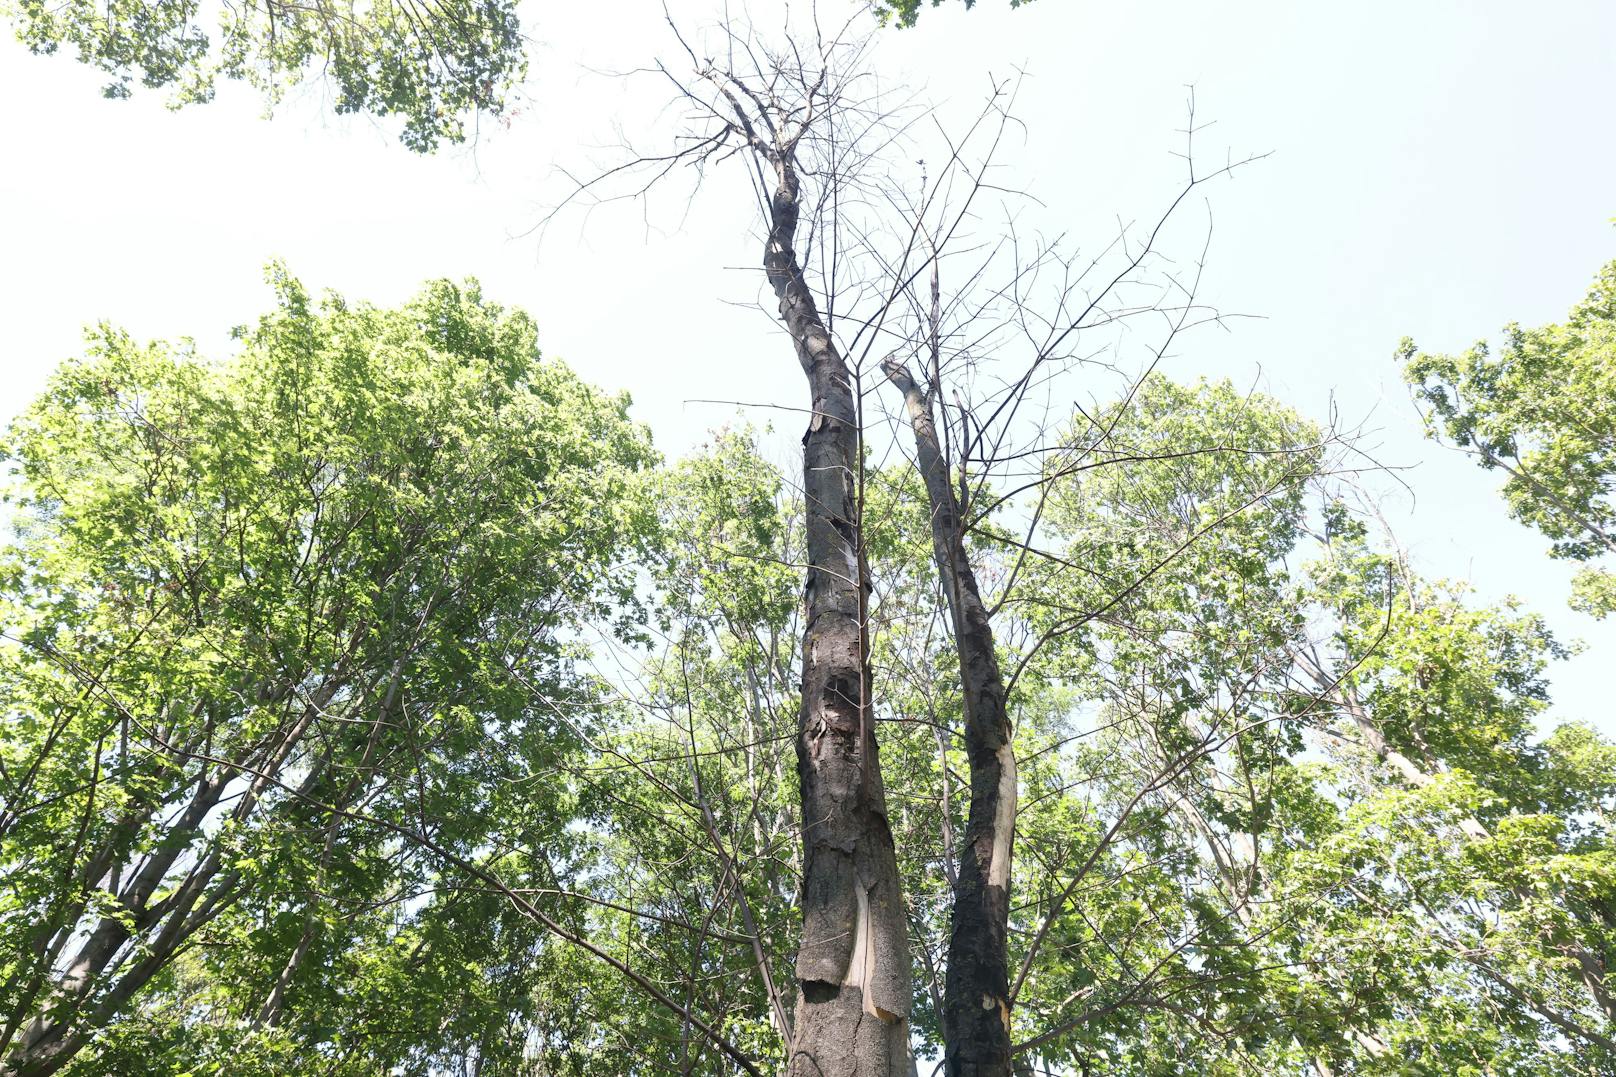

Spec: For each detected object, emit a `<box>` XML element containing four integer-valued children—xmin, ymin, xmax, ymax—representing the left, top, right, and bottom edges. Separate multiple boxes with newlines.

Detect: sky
<box><xmin>1</xmin><ymin>0</ymin><xmax>1613</xmax><ymax>731</ymax></box>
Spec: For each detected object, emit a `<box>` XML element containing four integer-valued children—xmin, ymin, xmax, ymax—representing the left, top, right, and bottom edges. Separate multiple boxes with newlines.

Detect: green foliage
<box><xmin>1403</xmin><ymin>256</ymin><xmax>1616</xmax><ymax>616</ymax></box>
<box><xmin>986</xmin><ymin>375</ymin><xmax>1616</xmax><ymax>1072</ymax></box>
<box><xmin>557</xmin><ymin>425</ymin><xmax>803</xmax><ymax>1073</ymax></box>
<box><xmin>7</xmin><ymin>324</ymin><xmax>1613</xmax><ymax>1073</ymax></box>
<box><xmin>1290</xmin><ymin>536</ymin><xmax>1616</xmax><ymax>1074</ymax></box>
<box><xmin>0</xmin><ymin>266</ymin><xmax>653</xmax><ymax>1074</ymax></box>
<box><xmin>3</xmin><ymin>0</ymin><xmax>526</xmax><ymax>149</ymax></box>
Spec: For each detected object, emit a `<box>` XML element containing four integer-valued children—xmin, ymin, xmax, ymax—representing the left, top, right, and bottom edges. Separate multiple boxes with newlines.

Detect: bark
<box><xmin>760</xmin><ymin>145</ymin><xmax>915</xmax><ymax>1077</ymax></box>
<box><xmin>884</xmin><ymin>359</ymin><xmax>1016</xmax><ymax>1077</ymax></box>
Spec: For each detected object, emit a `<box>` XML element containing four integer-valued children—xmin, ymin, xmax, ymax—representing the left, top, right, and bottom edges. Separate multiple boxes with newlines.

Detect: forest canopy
<box><xmin>4</xmin><ymin>280</ymin><xmax>1612</xmax><ymax>1074</ymax></box>
<box><xmin>1</xmin><ymin>4</ymin><xmax>1613</xmax><ymax>1077</ymax></box>
<box><xmin>2</xmin><ymin>0</ymin><xmax>526</xmax><ymax>148</ymax></box>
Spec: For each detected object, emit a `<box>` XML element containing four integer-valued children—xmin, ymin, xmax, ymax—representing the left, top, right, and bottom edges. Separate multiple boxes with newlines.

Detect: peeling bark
<box><xmin>884</xmin><ymin>359</ymin><xmax>1016</xmax><ymax>1077</ymax></box>
<box><xmin>752</xmin><ymin>120</ymin><xmax>914</xmax><ymax>1077</ymax></box>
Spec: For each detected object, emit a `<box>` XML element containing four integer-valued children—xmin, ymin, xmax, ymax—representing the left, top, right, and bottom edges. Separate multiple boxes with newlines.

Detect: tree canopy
<box><xmin>3</xmin><ymin>7</ymin><xmax>1613</xmax><ymax>1077</ymax></box>
<box><xmin>2</xmin><ymin>0</ymin><xmax>526</xmax><ymax>148</ymax></box>
<box><xmin>1403</xmin><ymin>258</ymin><xmax>1616</xmax><ymax>618</ymax></box>
<box><xmin>0</xmin><ymin>267</ymin><xmax>654</xmax><ymax>1075</ymax></box>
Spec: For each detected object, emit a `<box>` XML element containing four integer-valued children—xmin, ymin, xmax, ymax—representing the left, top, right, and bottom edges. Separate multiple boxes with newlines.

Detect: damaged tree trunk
<box><xmin>756</xmin><ymin>109</ymin><xmax>916</xmax><ymax>1077</ymax></box>
<box><xmin>883</xmin><ymin>357</ymin><xmax>1017</xmax><ymax>1076</ymax></box>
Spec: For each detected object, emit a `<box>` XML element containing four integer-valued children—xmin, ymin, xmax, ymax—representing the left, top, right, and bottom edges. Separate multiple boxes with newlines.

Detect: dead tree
<box><xmin>575</xmin><ymin>19</ymin><xmax>928</xmax><ymax>1074</ymax></box>
<box><xmin>884</xmin><ymin>352</ymin><xmax>1017</xmax><ymax>1076</ymax></box>
<box><xmin>859</xmin><ymin>79</ymin><xmax>1274</xmax><ymax>1070</ymax></box>
<box><xmin>741</xmin><ymin>80</ymin><xmax>916</xmax><ymax>1077</ymax></box>
<box><xmin>546</xmin><ymin>14</ymin><xmax>1284</xmax><ymax>1071</ymax></box>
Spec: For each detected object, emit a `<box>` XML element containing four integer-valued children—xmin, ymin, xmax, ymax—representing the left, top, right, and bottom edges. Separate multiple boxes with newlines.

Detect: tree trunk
<box><xmin>884</xmin><ymin>359</ymin><xmax>1017</xmax><ymax>1076</ymax></box>
<box><xmin>762</xmin><ymin>156</ymin><xmax>914</xmax><ymax>1076</ymax></box>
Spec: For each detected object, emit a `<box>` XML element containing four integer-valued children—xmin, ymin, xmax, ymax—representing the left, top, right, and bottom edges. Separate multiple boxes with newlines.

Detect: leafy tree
<box><xmin>1286</xmin><ymin>526</ymin><xmax>1616</xmax><ymax>1069</ymax></box>
<box><xmin>1005</xmin><ymin>377</ymin><xmax>1332</xmax><ymax>1072</ymax></box>
<box><xmin>2</xmin><ymin>0</ymin><xmax>526</xmax><ymax>149</ymax></box>
<box><xmin>1402</xmin><ymin>256</ymin><xmax>1616</xmax><ymax>617</ymax></box>
<box><xmin>992</xmin><ymin>377</ymin><xmax>1616</xmax><ymax>1072</ymax></box>
<box><xmin>592</xmin><ymin>382</ymin><xmax>1616</xmax><ymax>1074</ymax></box>
<box><xmin>569</xmin><ymin>427</ymin><xmax>804</xmax><ymax>1073</ymax></box>
<box><xmin>0</xmin><ymin>266</ymin><xmax>654</xmax><ymax>1075</ymax></box>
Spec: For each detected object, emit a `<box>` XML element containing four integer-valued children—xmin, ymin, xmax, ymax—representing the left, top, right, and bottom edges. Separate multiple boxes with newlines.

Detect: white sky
<box><xmin>2</xmin><ymin>0</ymin><xmax>1613</xmax><ymax>732</ymax></box>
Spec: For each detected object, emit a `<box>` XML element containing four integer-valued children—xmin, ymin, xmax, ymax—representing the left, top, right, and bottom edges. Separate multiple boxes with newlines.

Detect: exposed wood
<box><xmin>720</xmin><ymin>67</ymin><xmax>918</xmax><ymax>1077</ymax></box>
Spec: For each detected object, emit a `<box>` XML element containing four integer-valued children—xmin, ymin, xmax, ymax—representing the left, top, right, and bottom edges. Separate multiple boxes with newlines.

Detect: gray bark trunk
<box><xmin>761</xmin><ymin>159</ymin><xmax>915</xmax><ymax>1076</ymax></box>
<box><xmin>884</xmin><ymin>359</ymin><xmax>1016</xmax><ymax>1077</ymax></box>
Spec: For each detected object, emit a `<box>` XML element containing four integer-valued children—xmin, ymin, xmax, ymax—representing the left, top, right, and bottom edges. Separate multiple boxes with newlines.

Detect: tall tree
<box><xmin>882</xmin><ymin>351</ymin><xmax>1017</xmax><ymax>1075</ymax></box>
<box><xmin>0</xmin><ymin>266</ymin><xmax>654</xmax><ymax>1076</ymax></box>
<box><xmin>747</xmin><ymin>61</ymin><xmax>919</xmax><ymax>1077</ymax></box>
<box><xmin>1402</xmin><ymin>255</ymin><xmax>1616</xmax><ymax>618</ymax></box>
<box><xmin>548</xmin><ymin>18</ymin><xmax>924</xmax><ymax>1071</ymax></box>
